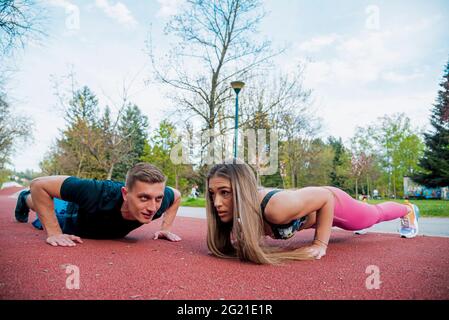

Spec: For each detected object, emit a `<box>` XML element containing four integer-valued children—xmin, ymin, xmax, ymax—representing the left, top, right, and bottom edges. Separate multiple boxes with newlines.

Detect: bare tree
<box><xmin>0</xmin><ymin>0</ymin><xmax>46</xmax><ymax>56</ymax></box>
<box><xmin>0</xmin><ymin>1</ymin><xmax>44</xmax><ymax>164</ymax></box>
<box><xmin>278</xmin><ymin>114</ymin><xmax>320</xmax><ymax>188</ymax></box>
<box><xmin>0</xmin><ymin>93</ymin><xmax>32</xmax><ymax>168</ymax></box>
<box><xmin>149</xmin><ymin>0</ymin><xmax>282</xmax><ymax>154</ymax></box>
<box><xmin>238</xmin><ymin>65</ymin><xmax>313</xmax><ymax>182</ymax></box>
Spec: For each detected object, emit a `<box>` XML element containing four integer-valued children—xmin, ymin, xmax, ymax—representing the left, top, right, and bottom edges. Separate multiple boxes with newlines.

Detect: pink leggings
<box><xmin>325</xmin><ymin>187</ymin><xmax>408</xmax><ymax>231</ymax></box>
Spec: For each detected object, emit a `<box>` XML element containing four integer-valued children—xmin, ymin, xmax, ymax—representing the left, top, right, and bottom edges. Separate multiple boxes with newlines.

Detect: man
<box><xmin>14</xmin><ymin>162</ymin><xmax>182</xmax><ymax>247</ymax></box>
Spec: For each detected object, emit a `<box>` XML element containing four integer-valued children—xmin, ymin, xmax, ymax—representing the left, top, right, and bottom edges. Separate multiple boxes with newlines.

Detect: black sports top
<box><xmin>260</xmin><ymin>189</ymin><xmax>306</xmax><ymax>240</ymax></box>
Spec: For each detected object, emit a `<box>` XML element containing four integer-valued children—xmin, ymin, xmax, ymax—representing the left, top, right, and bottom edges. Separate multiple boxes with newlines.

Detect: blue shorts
<box><xmin>32</xmin><ymin>198</ymin><xmax>79</xmax><ymax>235</ymax></box>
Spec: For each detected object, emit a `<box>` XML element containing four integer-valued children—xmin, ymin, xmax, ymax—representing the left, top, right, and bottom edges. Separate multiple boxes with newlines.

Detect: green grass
<box><xmin>180</xmin><ymin>197</ymin><xmax>449</xmax><ymax>217</ymax></box>
<box><xmin>181</xmin><ymin>197</ymin><xmax>206</xmax><ymax>207</ymax></box>
<box><xmin>367</xmin><ymin>199</ymin><xmax>449</xmax><ymax>217</ymax></box>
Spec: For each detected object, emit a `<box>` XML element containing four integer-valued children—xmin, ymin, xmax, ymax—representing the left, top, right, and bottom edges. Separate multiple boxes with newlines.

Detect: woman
<box><xmin>206</xmin><ymin>161</ymin><xmax>419</xmax><ymax>264</ymax></box>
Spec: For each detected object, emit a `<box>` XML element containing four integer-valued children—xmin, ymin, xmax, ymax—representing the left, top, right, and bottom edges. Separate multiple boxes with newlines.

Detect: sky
<box><xmin>5</xmin><ymin>0</ymin><xmax>449</xmax><ymax>172</ymax></box>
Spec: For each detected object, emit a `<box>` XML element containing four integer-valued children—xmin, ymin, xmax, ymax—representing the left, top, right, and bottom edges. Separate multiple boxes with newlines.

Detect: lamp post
<box><xmin>231</xmin><ymin>81</ymin><xmax>245</xmax><ymax>160</ymax></box>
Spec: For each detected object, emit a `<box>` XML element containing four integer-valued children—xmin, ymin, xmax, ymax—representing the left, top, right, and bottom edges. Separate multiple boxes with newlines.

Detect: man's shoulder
<box><xmin>61</xmin><ymin>176</ymin><xmax>124</xmax><ymax>204</ymax></box>
<box><xmin>63</xmin><ymin>176</ymin><xmax>124</xmax><ymax>189</ymax></box>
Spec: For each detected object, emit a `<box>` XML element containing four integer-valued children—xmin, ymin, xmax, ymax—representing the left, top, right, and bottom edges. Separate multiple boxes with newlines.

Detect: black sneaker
<box><xmin>15</xmin><ymin>190</ymin><xmax>31</xmax><ymax>223</ymax></box>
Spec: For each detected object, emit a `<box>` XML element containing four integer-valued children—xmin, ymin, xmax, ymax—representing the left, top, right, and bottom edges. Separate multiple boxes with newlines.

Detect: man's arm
<box><xmin>30</xmin><ymin>176</ymin><xmax>83</xmax><ymax>247</ymax></box>
<box><xmin>153</xmin><ymin>187</ymin><xmax>182</xmax><ymax>242</ymax></box>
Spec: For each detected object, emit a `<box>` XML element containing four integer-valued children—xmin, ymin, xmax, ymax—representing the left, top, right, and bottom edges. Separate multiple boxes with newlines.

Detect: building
<box><xmin>403</xmin><ymin>176</ymin><xmax>449</xmax><ymax>200</ymax></box>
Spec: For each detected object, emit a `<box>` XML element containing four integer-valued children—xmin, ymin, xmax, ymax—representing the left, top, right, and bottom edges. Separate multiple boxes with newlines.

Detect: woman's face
<box><xmin>208</xmin><ymin>176</ymin><xmax>234</xmax><ymax>223</ymax></box>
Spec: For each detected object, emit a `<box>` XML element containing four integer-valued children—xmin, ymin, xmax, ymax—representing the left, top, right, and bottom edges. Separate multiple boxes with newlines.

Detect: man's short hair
<box><xmin>125</xmin><ymin>163</ymin><xmax>166</xmax><ymax>190</ymax></box>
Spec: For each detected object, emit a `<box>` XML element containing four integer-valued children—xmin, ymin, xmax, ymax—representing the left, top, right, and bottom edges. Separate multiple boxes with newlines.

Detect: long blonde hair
<box><xmin>206</xmin><ymin>161</ymin><xmax>316</xmax><ymax>265</ymax></box>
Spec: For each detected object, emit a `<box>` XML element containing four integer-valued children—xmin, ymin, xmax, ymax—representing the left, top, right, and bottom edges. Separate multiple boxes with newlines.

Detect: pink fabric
<box><xmin>325</xmin><ymin>187</ymin><xmax>408</xmax><ymax>231</ymax></box>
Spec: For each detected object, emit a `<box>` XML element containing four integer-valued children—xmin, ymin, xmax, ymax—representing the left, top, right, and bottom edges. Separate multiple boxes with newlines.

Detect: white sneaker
<box><xmin>354</xmin><ymin>229</ymin><xmax>368</xmax><ymax>235</ymax></box>
<box><xmin>399</xmin><ymin>204</ymin><xmax>420</xmax><ymax>238</ymax></box>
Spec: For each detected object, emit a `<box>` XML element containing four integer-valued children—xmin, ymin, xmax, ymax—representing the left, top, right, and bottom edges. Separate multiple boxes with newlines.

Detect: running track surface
<box><xmin>1</xmin><ymin>187</ymin><xmax>448</xmax><ymax>300</ymax></box>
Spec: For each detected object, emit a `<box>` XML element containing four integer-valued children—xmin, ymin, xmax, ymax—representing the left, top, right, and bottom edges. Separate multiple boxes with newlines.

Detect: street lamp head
<box><xmin>231</xmin><ymin>81</ymin><xmax>245</xmax><ymax>94</ymax></box>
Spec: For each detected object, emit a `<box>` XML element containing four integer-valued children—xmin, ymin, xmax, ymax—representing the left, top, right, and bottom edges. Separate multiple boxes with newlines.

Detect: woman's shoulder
<box><xmin>257</xmin><ymin>187</ymin><xmax>279</xmax><ymax>200</ymax></box>
<box><xmin>258</xmin><ymin>188</ymin><xmax>305</xmax><ymax>224</ymax></box>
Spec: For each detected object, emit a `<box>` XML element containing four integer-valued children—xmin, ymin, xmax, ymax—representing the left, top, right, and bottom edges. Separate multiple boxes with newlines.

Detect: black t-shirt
<box><xmin>60</xmin><ymin>177</ymin><xmax>175</xmax><ymax>239</ymax></box>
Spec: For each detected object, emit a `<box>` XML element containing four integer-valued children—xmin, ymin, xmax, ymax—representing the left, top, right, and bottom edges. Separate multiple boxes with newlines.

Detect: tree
<box><xmin>0</xmin><ymin>0</ymin><xmax>45</xmax><ymax>56</ymax></box>
<box><xmin>112</xmin><ymin>104</ymin><xmax>149</xmax><ymax>180</ymax></box>
<box><xmin>327</xmin><ymin>136</ymin><xmax>352</xmax><ymax>192</ymax></box>
<box><xmin>150</xmin><ymin>0</ymin><xmax>280</xmax><ymax>155</ymax></box>
<box><xmin>0</xmin><ymin>92</ymin><xmax>32</xmax><ymax>171</ymax></box>
<box><xmin>300</xmin><ymin>139</ymin><xmax>334</xmax><ymax>187</ymax></box>
<box><xmin>372</xmin><ymin>114</ymin><xmax>424</xmax><ymax>197</ymax></box>
<box><xmin>350</xmin><ymin>151</ymin><xmax>375</xmax><ymax>198</ymax></box>
<box><xmin>141</xmin><ymin>120</ymin><xmax>193</xmax><ymax>192</ymax></box>
<box><xmin>413</xmin><ymin>59</ymin><xmax>449</xmax><ymax>187</ymax></box>
<box><xmin>238</xmin><ymin>67</ymin><xmax>312</xmax><ymax>183</ymax></box>
<box><xmin>57</xmin><ymin>86</ymin><xmax>101</xmax><ymax>177</ymax></box>
<box><xmin>276</xmin><ymin>103</ymin><xmax>321</xmax><ymax>188</ymax></box>
<box><xmin>44</xmin><ymin>84</ymin><xmax>149</xmax><ymax>180</ymax></box>
<box><xmin>350</xmin><ymin>127</ymin><xmax>378</xmax><ymax>198</ymax></box>
<box><xmin>0</xmin><ymin>0</ymin><xmax>44</xmax><ymax>181</ymax></box>
<box><xmin>350</xmin><ymin>113</ymin><xmax>424</xmax><ymax>198</ymax></box>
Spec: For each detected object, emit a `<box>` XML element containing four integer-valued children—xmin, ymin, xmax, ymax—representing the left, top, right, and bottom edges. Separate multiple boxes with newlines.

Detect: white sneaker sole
<box><xmin>400</xmin><ymin>205</ymin><xmax>419</xmax><ymax>238</ymax></box>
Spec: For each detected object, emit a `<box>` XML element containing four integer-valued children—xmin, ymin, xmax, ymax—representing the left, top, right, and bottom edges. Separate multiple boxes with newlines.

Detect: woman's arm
<box><xmin>265</xmin><ymin>187</ymin><xmax>334</xmax><ymax>259</ymax></box>
<box><xmin>313</xmin><ymin>190</ymin><xmax>334</xmax><ymax>245</ymax></box>
<box><xmin>265</xmin><ymin>187</ymin><xmax>334</xmax><ymax>226</ymax></box>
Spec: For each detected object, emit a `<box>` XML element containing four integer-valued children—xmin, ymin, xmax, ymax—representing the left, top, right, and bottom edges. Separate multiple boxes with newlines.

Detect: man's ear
<box><xmin>121</xmin><ymin>186</ymin><xmax>128</xmax><ymax>200</ymax></box>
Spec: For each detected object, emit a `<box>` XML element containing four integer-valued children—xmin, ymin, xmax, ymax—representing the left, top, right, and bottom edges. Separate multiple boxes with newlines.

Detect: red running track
<box><xmin>0</xmin><ymin>187</ymin><xmax>448</xmax><ymax>300</ymax></box>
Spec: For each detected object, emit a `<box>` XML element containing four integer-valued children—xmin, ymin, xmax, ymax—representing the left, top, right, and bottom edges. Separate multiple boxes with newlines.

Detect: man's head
<box><xmin>121</xmin><ymin>163</ymin><xmax>166</xmax><ymax>223</ymax></box>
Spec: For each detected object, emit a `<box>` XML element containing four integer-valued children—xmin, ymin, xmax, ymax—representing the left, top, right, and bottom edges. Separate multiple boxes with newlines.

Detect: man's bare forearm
<box><xmin>29</xmin><ymin>176</ymin><xmax>69</xmax><ymax>237</ymax></box>
<box><xmin>160</xmin><ymin>195</ymin><xmax>181</xmax><ymax>231</ymax></box>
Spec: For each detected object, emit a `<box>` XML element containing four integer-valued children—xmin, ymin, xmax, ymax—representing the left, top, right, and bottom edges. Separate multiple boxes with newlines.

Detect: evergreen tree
<box><xmin>140</xmin><ymin>120</ymin><xmax>193</xmax><ymax>192</ymax></box>
<box><xmin>65</xmin><ymin>86</ymin><xmax>99</xmax><ymax>126</ymax></box>
<box><xmin>413</xmin><ymin>59</ymin><xmax>449</xmax><ymax>187</ymax></box>
<box><xmin>112</xmin><ymin>104</ymin><xmax>149</xmax><ymax>180</ymax></box>
<box><xmin>57</xmin><ymin>86</ymin><xmax>101</xmax><ymax>177</ymax></box>
<box><xmin>328</xmin><ymin>136</ymin><xmax>350</xmax><ymax>190</ymax></box>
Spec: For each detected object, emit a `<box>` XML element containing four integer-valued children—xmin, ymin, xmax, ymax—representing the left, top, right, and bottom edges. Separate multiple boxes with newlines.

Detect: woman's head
<box><xmin>205</xmin><ymin>160</ymin><xmax>319</xmax><ymax>264</ymax></box>
<box><xmin>207</xmin><ymin>161</ymin><xmax>259</xmax><ymax>223</ymax></box>
<box><xmin>206</xmin><ymin>160</ymin><xmax>276</xmax><ymax>264</ymax></box>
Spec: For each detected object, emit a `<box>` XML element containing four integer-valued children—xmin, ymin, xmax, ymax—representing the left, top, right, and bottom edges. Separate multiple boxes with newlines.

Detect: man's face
<box><xmin>208</xmin><ymin>176</ymin><xmax>233</xmax><ymax>223</ymax></box>
<box><xmin>122</xmin><ymin>181</ymin><xmax>165</xmax><ymax>223</ymax></box>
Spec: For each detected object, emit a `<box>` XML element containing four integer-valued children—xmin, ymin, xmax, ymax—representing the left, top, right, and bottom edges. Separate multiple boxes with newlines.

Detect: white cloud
<box><xmin>296</xmin><ymin>30</ymin><xmax>426</xmax><ymax>87</ymax></box>
<box><xmin>157</xmin><ymin>0</ymin><xmax>185</xmax><ymax>18</ymax></box>
<box><xmin>292</xmin><ymin>13</ymin><xmax>440</xmax><ymax>88</ymax></box>
<box><xmin>298</xmin><ymin>34</ymin><xmax>339</xmax><ymax>52</ymax></box>
<box><xmin>319</xmin><ymin>93</ymin><xmax>433</xmax><ymax>143</ymax></box>
<box><xmin>401</xmin><ymin>15</ymin><xmax>441</xmax><ymax>33</ymax></box>
<box><xmin>382</xmin><ymin>71</ymin><xmax>423</xmax><ymax>83</ymax></box>
<box><xmin>46</xmin><ymin>0</ymin><xmax>77</xmax><ymax>10</ymax></box>
<box><xmin>95</xmin><ymin>0</ymin><xmax>138</xmax><ymax>28</ymax></box>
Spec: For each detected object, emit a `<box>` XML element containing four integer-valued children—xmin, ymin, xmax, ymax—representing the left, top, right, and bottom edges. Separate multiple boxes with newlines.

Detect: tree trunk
<box><xmin>77</xmin><ymin>156</ymin><xmax>83</xmax><ymax>177</ymax></box>
<box><xmin>175</xmin><ymin>167</ymin><xmax>179</xmax><ymax>190</ymax></box>
<box><xmin>107</xmin><ymin>163</ymin><xmax>114</xmax><ymax>180</ymax></box>
<box><xmin>393</xmin><ymin>173</ymin><xmax>396</xmax><ymax>198</ymax></box>
<box><xmin>281</xmin><ymin>173</ymin><xmax>285</xmax><ymax>189</ymax></box>
<box><xmin>367</xmin><ymin>176</ymin><xmax>370</xmax><ymax>198</ymax></box>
